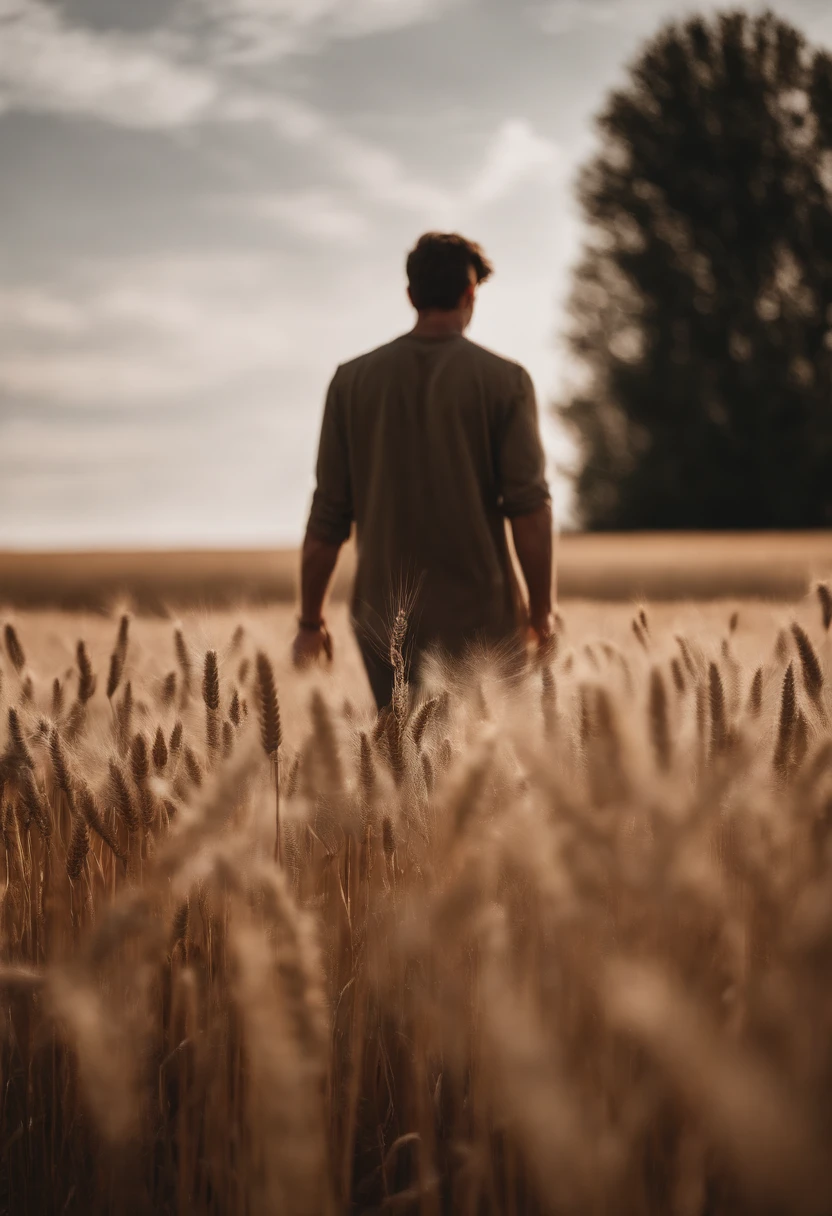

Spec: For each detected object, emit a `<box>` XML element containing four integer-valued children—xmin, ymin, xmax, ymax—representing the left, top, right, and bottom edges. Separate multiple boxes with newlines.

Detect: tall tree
<box><xmin>560</xmin><ymin>10</ymin><xmax>832</xmax><ymax>529</ymax></box>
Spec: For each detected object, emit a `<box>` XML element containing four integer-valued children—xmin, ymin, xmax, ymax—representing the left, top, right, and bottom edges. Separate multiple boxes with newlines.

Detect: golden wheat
<box><xmin>0</xmin><ymin>594</ymin><xmax>830</xmax><ymax>1215</ymax></box>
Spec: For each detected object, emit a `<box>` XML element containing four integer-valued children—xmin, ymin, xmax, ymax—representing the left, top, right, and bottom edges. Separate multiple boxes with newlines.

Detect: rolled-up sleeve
<box><xmin>498</xmin><ymin>366</ymin><xmax>551</xmax><ymax>517</ymax></box>
<box><xmin>306</xmin><ymin>368</ymin><xmax>353</xmax><ymax>545</ymax></box>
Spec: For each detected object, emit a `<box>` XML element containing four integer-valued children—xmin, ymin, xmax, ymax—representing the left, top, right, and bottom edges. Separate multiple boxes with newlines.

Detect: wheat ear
<box><xmin>4</xmin><ymin>623</ymin><xmax>25</xmax><ymax>672</ymax></box>
<box><xmin>774</xmin><ymin>664</ymin><xmax>797</xmax><ymax>778</ymax></box>
<box><xmin>791</xmin><ymin>622</ymin><xmax>824</xmax><ymax>711</ymax></box>
<box><xmin>78</xmin><ymin>785</ymin><xmax>125</xmax><ymax>864</ymax></box>
<box><xmin>152</xmin><ymin>726</ymin><xmax>168</xmax><ymax>772</ymax></box>
<box><xmin>76</xmin><ymin>640</ymin><xmax>96</xmax><ymax>703</ymax></box>
<box><xmin>256</xmin><ymin>651</ymin><xmax>282</xmax><ymax>864</ymax></box>
<box><xmin>816</xmin><ymin>582</ymin><xmax>832</xmax><ymax>632</ymax></box>
<box><xmin>203</xmin><ymin>650</ymin><xmax>220</xmax><ymax>756</ymax></box>
<box><xmin>708</xmin><ymin>663</ymin><xmax>727</xmax><ymax>759</ymax></box>
<box><xmin>648</xmin><ymin>668</ymin><xmax>671</xmax><ymax>772</ymax></box>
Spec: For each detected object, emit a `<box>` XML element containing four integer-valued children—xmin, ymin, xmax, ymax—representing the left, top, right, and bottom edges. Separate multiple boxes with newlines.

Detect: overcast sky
<box><xmin>2</xmin><ymin>0</ymin><xmax>831</xmax><ymax>548</ymax></box>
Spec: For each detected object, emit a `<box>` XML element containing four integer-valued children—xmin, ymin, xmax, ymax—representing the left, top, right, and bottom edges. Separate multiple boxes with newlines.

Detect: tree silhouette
<box><xmin>559</xmin><ymin>10</ymin><xmax>832</xmax><ymax>530</ymax></box>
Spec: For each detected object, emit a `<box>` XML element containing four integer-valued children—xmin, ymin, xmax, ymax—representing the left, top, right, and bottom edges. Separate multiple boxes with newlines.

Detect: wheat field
<box><xmin>1</xmin><ymin>592</ymin><xmax>832</xmax><ymax>1215</ymax></box>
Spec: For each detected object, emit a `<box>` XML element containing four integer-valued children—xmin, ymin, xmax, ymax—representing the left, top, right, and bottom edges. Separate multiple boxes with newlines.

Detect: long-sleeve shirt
<box><xmin>307</xmin><ymin>331</ymin><xmax>551</xmax><ymax>657</ymax></box>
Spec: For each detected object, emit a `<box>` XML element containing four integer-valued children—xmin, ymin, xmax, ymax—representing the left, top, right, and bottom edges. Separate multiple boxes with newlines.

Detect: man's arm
<box><xmin>292</xmin><ymin>370</ymin><xmax>353</xmax><ymax>668</ymax></box>
<box><xmin>510</xmin><ymin>502</ymin><xmax>554</xmax><ymax>640</ymax></box>
<box><xmin>292</xmin><ymin>528</ymin><xmax>342</xmax><ymax>668</ymax></box>
<box><xmin>300</xmin><ymin>528</ymin><xmax>342</xmax><ymax>624</ymax></box>
<box><xmin>498</xmin><ymin>367</ymin><xmax>555</xmax><ymax>644</ymax></box>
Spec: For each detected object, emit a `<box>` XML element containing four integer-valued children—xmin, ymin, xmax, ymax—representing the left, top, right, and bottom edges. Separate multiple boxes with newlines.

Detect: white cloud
<box><xmin>0</xmin><ymin>251</ymin><xmax>409</xmax><ymax>406</ymax></box>
<box><xmin>0</xmin><ymin>0</ymin><xmax>468</xmax><ymax>227</ymax></box>
<box><xmin>0</xmin><ymin>288</ymin><xmax>89</xmax><ymax>335</ymax></box>
<box><xmin>469</xmin><ymin>119</ymin><xmax>562</xmax><ymax>206</ymax></box>
<box><xmin>533</xmin><ymin>0</ymin><xmax>759</xmax><ymax>37</ymax></box>
<box><xmin>0</xmin><ymin>0</ymin><xmax>465</xmax><ymax>127</ymax></box>
<box><xmin>245</xmin><ymin>190</ymin><xmax>371</xmax><ymax>243</ymax></box>
<box><xmin>173</xmin><ymin>0</ymin><xmax>465</xmax><ymax>65</ymax></box>
<box><xmin>0</xmin><ymin>0</ymin><xmax>561</xmax><ymax>235</ymax></box>
<box><xmin>325</xmin><ymin>128</ymin><xmax>455</xmax><ymax>217</ymax></box>
<box><xmin>534</xmin><ymin>0</ymin><xmax>622</xmax><ymax>36</ymax></box>
<box><xmin>0</xmin><ymin>256</ymin><xmax>307</xmax><ymax>404</ymax></box>
<box><xmin>0</xmin><ymin>0</ymin><xmax>220</xmax><ymax>127</ymax></box>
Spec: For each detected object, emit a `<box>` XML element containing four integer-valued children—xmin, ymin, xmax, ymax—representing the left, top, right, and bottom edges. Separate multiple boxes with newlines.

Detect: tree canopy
<box><xmin>559</xmin><ymin>10</ymin><xmax>832</xmax><ymax>530</ymax></box>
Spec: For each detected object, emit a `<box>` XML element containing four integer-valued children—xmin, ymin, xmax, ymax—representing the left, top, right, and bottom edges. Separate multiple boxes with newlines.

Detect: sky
<box><xmin>2</xmin><ymin>0</ymin><xmax>832</xmax><ymax>549</ymax></box>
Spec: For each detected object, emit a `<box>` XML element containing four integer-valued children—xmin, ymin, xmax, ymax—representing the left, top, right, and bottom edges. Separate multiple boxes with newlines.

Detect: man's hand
<box><xmin>527</xmin><ymin>610</ymin><xmax>557</xmax><ymax>664</ymax></box>
<box><xmin>292</xmin><ymin>624</ymin><xmax>334</xmax><ymax>670</ymax></box>
<box><xmin>510</xmin><ymin>502</ymin><xmax>554</xmax><ymax>663</ymax></box>
<box><xmin>294</xmin><ymin>528</ymin><xmax>342</xmax><ymax>670</ymax></box>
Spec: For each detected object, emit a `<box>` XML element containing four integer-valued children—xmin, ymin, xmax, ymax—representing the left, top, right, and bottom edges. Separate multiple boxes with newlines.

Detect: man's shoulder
<box><xmin>334</xmin><ymin>335</ymin><xmax>529</xmax><ymax>385</ymax></box>
<box><xmin>457</xmin><ymin>337</ymin><xmax>529</xmax><ymax>382</ymax></box>
<box><xmin>333</xmin><ymin>337</ymin><xmax>406</xmax><ymax>381</ymax></box>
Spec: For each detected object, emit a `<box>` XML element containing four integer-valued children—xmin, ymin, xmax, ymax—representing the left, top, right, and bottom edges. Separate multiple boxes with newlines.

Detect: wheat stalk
<box><xmin>390</xmin><ymin>609</ymin><xmax>409</xmax><ymax>727</ymax></box>
<box><xmin>203</xmin><ymin>650</ymin><xmax>220</xmax><ymax>757</ymax></box>
<box><xmin>708</xmin><ymin>662</ymin><xmax>728</xmax><ymax>759</ymax></box>
<box><xmin>648</xmin><ymin>668</ymin><xmax>671</xmax><ymax>772</ymax></box>
<box><xmin>51</xmin><ymin>678</ymin><xmax>64</xmax><ymax>720</ymax></box>
<box><xmin>174</xmin><ymin>625</ymin><xmax>193</xmax><ymax>707</ymax></box>
<box><xmin>4</xmin><ymin>623</ymin><xmax>26</xmax><ymax>672</ymax></box>
<box><xmin>169</xmin><ymin>720</ymin><xmax>184</xmax><ymax>755</ymax></box>
<box><xmin>541</xmin><ymin>667</ymin><xmax>558</xmax><ymax>740</ymax></box>
<box><xmin>256</xmin><ymin>651</ymin><xmax>282</xmax><ymax>864</ymax></box>
<box><xmin>746</xmin><ymin>667</ymin><xmax>764</xmax><ymax>718</ymax></box>
<box><xmin>66</xmin><ymin>811</ymin><xmax>90</xmax><ymax>883</ymax></box>
<box><xmin>774</xmin><ymin>663</ymin><xmax>797</xmax><ymax>778</ymax></box>
<box><xmin>152</xmin><ymin>726</ymin><xmax>168</xmax><ymax>773</ymax></box>
<box><xmin>108</xmin><ymin>759</ymin><xmax>139</xmax><ymax>834</ymax></box>
<box><xmin>791</xmin><ymin>622</ymin><xmax>824</xmax><ymax>712</ymax></box>
<box><xmin>161</xmin><ymin>671</ymin><xmax>177</xmax><ymax>707</ymax></box>
<box><xmin>78</xmin><ymin>784</ymin><xmax>125</xmax><ymax>865</ymax></box>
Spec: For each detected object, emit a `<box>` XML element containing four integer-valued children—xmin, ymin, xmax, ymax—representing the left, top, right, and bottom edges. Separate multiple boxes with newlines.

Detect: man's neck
<box><xmin>410</xmin><ymin>312</ymin><xmax>465</xmax><ymax>339</ymax></box>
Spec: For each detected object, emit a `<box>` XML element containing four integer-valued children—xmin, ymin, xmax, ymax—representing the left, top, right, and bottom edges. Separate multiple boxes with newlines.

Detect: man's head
<box><xmin>406</xmin><ymin>233</ymin><xmax>493</xmax><ymax>331</ymax></box>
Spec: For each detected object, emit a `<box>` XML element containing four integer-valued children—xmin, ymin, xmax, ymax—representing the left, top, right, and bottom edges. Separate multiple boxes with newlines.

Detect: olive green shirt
<box><xmin>307</xmin><ymin>332</ymin><xmax>550</xmax><ymax>656</ymax></box>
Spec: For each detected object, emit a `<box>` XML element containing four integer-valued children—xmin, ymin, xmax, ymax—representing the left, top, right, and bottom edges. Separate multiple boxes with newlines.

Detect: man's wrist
<box><xmin>528</xmin><ymin>608</ymin><xmax>554</xmax><ymax>632</ymax></box>
<box><xmin>298</xmin><ymin>616</ymin><xmax>325</xmax><ymax>631</ymax></box>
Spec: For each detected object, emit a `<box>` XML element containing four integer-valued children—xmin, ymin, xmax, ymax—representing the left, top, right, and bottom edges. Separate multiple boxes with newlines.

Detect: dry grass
<box><xmin>3</xmin><ymin>532</ymin><xmax>832</xmax><ymax>610</ymax></box>
<box><xmin>1</xmin><ymin>595</ymin><xmax>832</xmax><ymax>1213</ymax></box>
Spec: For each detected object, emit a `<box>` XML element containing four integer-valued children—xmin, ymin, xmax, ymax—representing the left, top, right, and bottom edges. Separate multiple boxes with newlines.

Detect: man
<box><xmin>292</xmin><ymin>232</ymin><xmax>554</xmax><ymax>709</ymax></box>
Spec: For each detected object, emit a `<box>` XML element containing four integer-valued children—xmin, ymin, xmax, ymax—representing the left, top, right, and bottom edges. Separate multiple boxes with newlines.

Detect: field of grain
<box><xmin>2</xmin><ymin>590</ymin><xmax>832</xmax><ymax>1214</ymax></box>
<box><xmin>3</xmin><ymin>531</ymin><xmax>832</xmax><ymax>610</ymax></box>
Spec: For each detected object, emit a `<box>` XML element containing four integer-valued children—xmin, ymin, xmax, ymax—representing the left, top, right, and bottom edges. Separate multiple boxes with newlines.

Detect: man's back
<box><xmin>308</xmin><ymin>331</ymin><xmax>549</xmax><ymax>654</ymax></box>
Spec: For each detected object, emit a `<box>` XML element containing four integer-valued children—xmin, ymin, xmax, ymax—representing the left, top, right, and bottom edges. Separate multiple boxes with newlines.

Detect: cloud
<box><xmin>0</xmin><ymin>287</ymin><xmax>89</xmax><ymax>336</ymax></box>
<box><xmin>533</xmin><ymin>0</ymin><xmax>628</xmax><ymax>36</ymax></box>
<box><xmin>0</xmin><ymin>0</ymin><xmax>220</xmax><ymax>127</ymax></box>
<box><xmin>172</xmin><ymin>0</ymin><xmax>466</xmax><ymax>64</ymax></box>
<box><xmin>0</xmin><ymin>0</ymin><xmax>465</xmax><ymax>127</ymax></box>
<box><xmin>271</xmin><ymin>118</ymin><xmax>562</xmax><ymax>228</ymax></box>
<box><xmin>244</xmin><ymin>190</ymin><xmax>370</xmax><ymax>243</ymax></box>
<box><xmin>0</xmin><ymin>256</ymin><xmax>308</xmax><ymax>404</ymax></box>
<box><xmin>0</xmin><ymin>0</ymin><xmax>560</xmax><ymax>234</ymax></box>
<box><xmin>532</xmin><ymin>0</ymin><xmax>746</xmax><ymax>37</ymax></box>
<box><xmin>469</xmin><ymin>119</ymin><xmax>562</xmax><ymax>206</ymax></box>
<box><xmin>0</xmin><ymin>0</ymin><xmax>466</xmax><ymax>224</ymax></box>
<box><xmin>0</xmin><ymin>248</ymin><xmax>411</xmax><ymax>408</ymax></box>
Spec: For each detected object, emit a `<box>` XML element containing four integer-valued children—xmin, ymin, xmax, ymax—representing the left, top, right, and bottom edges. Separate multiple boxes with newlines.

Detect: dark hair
<box><xmin>406</xmin><ymin>232</ymin><xmax>493</xmax><ymax>311</ymax></box>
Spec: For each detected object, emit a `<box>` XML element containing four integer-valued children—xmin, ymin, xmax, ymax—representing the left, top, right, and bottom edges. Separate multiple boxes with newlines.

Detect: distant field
<box><xmin>0</xmin><ymin>531</ymin><xmax>830</xmax><ymax>610</ymax></box>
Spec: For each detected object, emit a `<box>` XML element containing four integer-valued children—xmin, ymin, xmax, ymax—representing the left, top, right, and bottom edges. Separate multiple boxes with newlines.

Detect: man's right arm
<box><xmin>293</xmin><ymin>370</ymin><xmax>353</xmax><ymax>668</ymax></box>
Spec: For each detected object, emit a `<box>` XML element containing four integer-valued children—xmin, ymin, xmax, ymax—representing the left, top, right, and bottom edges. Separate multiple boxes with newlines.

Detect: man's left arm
<box><xmin>292</xmin><ymin>371</ymin><xmax>353</xmax><ymax>668</ymax></box>
<box><xmin>498</xmin><ymin>367</ymin><xmax>555</xmax><ymax>648</ymax></box>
